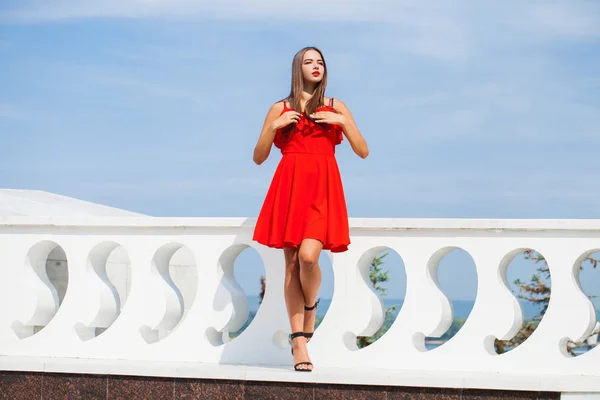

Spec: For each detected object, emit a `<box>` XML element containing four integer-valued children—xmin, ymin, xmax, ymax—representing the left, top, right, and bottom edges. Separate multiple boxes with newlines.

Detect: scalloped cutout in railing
<box><xmin>424</xmin><ymin>247</ymin><xmax>477</xmax><ymax>350</ymax></box>
<box><xmin>495</xmin><ymin>248</ymin><xmax>550</xmax><ymax>354</ymax></box>
<box><xmin>168</xmin><ymin>246</ymin><xmax>198</xmax><ymax>328</ymax></box>
<box><xmin>209</xmin><ymin>245</ymin><xmax>264</xmax><ymax>344</ymax></box>
<box><xmin>13</xmin><ymin>241</ymin><xmax>66</xmax><ymax>338</ymax></box>
<box><xmin>75</xmin><ymin>241</ymin><xmax>130</xmax><ymax>340</ymax></box>
<box><xmin>140</xmin><ymin>243</ymin><xmax>196</xmax><ymax>344</ymax></box>
<box><xmin>356</xmin><ymin>248</ymin><xmax>405</xmax><ymax>349</ymax></box>
<box><xmin>341</xmin><ymin>247</ymin><xmax>387</xmax><ymax>351</ymax></box>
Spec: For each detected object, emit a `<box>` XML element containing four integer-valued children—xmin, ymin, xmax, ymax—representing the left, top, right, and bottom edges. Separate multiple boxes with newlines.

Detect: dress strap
<box><xmin>329</xmin><ymin>98</ymin><xmax>334</xmax><ymax>107</ymax></box>
<box><xmin>283</xmin><ymin>101</ymin><xmax>287</xmax><ymax>109</ymax></box>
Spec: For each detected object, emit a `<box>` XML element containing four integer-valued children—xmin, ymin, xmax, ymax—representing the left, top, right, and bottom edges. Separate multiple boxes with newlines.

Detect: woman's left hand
<box><xmin>309</xmin><ymin>111</ymin><xmax>346</xmax><ymax>126</ymax></box>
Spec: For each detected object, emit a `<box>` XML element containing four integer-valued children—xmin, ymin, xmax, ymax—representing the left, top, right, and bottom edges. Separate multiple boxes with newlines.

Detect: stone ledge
<box><xmin>0</xmin><ymin>356</ymin><xmax>597</xmax><ymax>393</ymax></box>
<box><xmin>0</xmin><ymin>371</ymin><xmax>561</xmax><ymax>400</ymax></box>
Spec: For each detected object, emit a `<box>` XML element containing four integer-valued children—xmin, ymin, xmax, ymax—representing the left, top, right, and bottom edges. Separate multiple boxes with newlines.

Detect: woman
<box><xmin>252</xmin><ymin>47</ymin><xmax>369</xmax><ymax>372</ymax></box>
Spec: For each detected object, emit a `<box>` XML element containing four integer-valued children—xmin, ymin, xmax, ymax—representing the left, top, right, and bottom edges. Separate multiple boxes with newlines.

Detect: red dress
<box><xmin>253</xmin><ymin>100</ymin><xmax>350</xmax><ymax>253</ymax></box>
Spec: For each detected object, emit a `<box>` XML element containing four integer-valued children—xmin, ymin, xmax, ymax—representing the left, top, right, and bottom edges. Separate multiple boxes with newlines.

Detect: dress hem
<box><xmin>252</xmin><ymin>238</ymin><xmax>349</xmax><ymax>253</ymax></box>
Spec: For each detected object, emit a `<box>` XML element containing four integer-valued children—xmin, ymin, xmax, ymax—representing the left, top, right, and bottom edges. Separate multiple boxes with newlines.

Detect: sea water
<box><xmin>246</xmin><ymin>296</ymin><xmax>554</xmax><ymax>320</ymax></box>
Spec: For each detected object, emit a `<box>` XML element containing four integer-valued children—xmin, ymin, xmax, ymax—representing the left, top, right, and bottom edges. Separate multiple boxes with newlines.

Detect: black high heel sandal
<box><xmin>290</xmin><ymin>332</ymin><xmax>313</xmax><ymax>372</ymax></box>
<box><xmin>303</xmin><ymin>298</ymin><xmax>320</xmax><ymax>342</ymax></box>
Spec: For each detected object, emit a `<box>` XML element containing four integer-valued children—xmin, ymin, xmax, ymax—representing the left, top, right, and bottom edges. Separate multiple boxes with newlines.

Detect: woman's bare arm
<box><xmin>253</xmin><ymin>102</ymin><xmax>285</xmax><ymax>165</ymax></box>
<box><xmin>333</xmin><ymin>100</ymin><xmax>369</xmax><ymax>158</ymax></box>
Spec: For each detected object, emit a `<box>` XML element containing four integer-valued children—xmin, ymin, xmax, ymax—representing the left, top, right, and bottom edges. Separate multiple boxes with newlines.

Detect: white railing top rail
<box><xmin>2</xmin><ymin>216</ymin><xmax>600</xmax><ymax>231</ymax></box>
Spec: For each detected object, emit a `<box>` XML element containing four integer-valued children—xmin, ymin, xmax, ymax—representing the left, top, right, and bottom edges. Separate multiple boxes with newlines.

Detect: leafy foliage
<box><xmin>357</xmin><ymin>252</ymin><xmax>397</xmax><ymax>348</ymax></box>
<box><xmin>369</xmin><ymin>252</ymin><xmax>391</xmax><ymax>295</ymax></box>
<box><xmin>259</xmin><ymin>275</ymin><xmax>266</xmax><ymax>304</ymax></box>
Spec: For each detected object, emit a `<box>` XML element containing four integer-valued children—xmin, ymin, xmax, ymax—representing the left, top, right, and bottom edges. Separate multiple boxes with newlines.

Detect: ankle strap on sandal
<box><xmin>304</xmin><ymin>298</ymin><xmax>320</xmax><ymax>311</ymax></box>
<box><xmin>290</xmin><ymin>332</ymin><xmax>305</xmax><ymax>340</ymax></box>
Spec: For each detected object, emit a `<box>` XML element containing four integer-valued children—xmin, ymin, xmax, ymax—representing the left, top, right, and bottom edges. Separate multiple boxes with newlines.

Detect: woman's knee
<box><xmin>298</xmin><ymin>250</ymin><xmax>318</xmax><ymax>267</ymax></box>
<box><xmin>298</xmin><ymin>238</ymin><xmax>323</xmax><ymax>267</ymax></box>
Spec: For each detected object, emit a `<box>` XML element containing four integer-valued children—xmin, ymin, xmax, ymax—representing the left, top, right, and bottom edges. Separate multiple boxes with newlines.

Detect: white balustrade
<box><xmin>0</xmin><ymin>216</ymin><xmax>599</xmax><ymax>392</ymax></box>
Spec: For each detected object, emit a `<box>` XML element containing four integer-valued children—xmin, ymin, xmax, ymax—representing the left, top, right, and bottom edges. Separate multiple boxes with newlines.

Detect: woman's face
<box><xmin>301</xmin><ymin>49</ymin><xmax>325</xmax><ymax>84</ymax></box>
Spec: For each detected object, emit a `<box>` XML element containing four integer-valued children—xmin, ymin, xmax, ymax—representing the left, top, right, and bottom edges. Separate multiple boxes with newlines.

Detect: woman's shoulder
<box><xmin>265</xmin><ymin>101</ymin><xmax>287</xmax><ymax>118</ymax></box>
<box><xmin>331</xmin><ymin>98</ymin><xmax>353</xmax><ymax>115</ymax></box>
<box><xmin>324</xmin><ymin>97</ymin><xmax>349</xmax><ymax>113</ymax></box>
<box><xmin>270</xmin><ymin>101</ymin><xmax>286</xmax><ymax>110</ymax></box>
<box><xmin>327</xmin><ymin>96</ymin><xmax>346</xmax><ymax>105</ymax></box>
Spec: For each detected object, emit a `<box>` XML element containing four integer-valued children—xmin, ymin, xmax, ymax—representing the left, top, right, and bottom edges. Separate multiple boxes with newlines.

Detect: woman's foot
<box><xmin>290</xmin><ymin>332</ymin><xmax>313</xmax><ymax>372</ymax></box>
<box><xmin>303</xmin><ymin>299</ymin><xmax>320</xmax><ymax>342</ymax></box>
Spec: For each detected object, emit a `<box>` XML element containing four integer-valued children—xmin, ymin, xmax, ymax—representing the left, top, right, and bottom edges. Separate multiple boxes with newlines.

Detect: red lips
<box><xmin>312</xmin><ymin>71</ymin><xmax>320</xmax><ymax>77</ymax></box>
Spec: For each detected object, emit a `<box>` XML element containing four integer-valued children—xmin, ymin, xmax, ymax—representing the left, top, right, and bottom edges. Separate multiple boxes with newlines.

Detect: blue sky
<box><xmin>1</xmin><ymin>1</ymin><xmax>600</xmax><ymax>302</ymax></box>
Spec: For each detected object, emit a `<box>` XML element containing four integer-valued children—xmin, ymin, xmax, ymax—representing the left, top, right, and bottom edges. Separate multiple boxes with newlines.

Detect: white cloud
<box><xmin>14</xmin><ymin>59</ymin><xmax>215</xmax><ymax>112</ymax></box>
<box><xmin>396</xmin><ymin>79</ymin><xmax>600</xmax><ymax>141</ymax></box>
<box><xmin>343</xmin><ymin>168</ymin><xmax>600</xmax><ymax>211</ymax></box>
<box><xmin>96</xmin><ymin>74</ymin><xmax>208</xmax><ymax>105</ymax></box>
<box><xmin>524</xmin><ymin>1</ymin><xmax>600</xmax><ymax>38</ymax></box>
<box><xmin>4</xmin><ymin>1</ymin><xmax>598</xmax><ymax>38</ymax></box>
<box><xmin>68</xmin><ymin>176</ymin><xmax>269</xmax><ymax>204</ymax></box>
<box><xmin>4</xmin><ymin>1</ymin><xmax>598</xmax><ymax>67</ymax></box>
<box><xmin>1</xmin><ymin>0</ymin><xmax>412</xmax><ymax>23</ymax></box>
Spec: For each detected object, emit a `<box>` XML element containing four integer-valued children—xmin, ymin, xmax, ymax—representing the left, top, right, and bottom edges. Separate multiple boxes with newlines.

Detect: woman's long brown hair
<box><xmin>285</xmin><ymin>46</ymin><xmax>328</xmax><ymax>116</ymax></box>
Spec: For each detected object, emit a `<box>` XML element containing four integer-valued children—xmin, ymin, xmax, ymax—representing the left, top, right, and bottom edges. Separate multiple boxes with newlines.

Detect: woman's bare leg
<box><xmin>298</xmin><ymin>238</ymin><xmax>323</xmax><ymax>339</ymax></box>
<box><xmin>283</xmin><ymin>247</ymin><xmax>312</xmax><ymax>371</ymax></box>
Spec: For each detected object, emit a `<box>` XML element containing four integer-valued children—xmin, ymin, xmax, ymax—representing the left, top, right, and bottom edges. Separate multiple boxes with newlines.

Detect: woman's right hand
<box><xmin>253</xmin><ymin>104</ymin><xmax>301</xmax><ymax>165</ymax></box>
<box><xmin>271</xmin><ymin>110</ymin><xmax>301</xmax><ymax>131</ymax></box>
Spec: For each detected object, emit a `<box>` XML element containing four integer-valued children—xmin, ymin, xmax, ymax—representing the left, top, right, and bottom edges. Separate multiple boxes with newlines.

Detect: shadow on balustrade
<box><xmin>424</xmin><ymin>247</ymin><xmax>477</xmax><ymax>350</ymax></box>
<box><xmin>206</xmin><ymin>245</ymin><xmax>265</xmax><ymax>345</ymax></box>
<box><xmin>356</xmin><ymin>248</ymin><xmax>405</xmax><ymax>349</ymax></box>
<box><xmin>495</xmin><ymin>248</ymin><xmax>550</xmax><ymax>354</ymax></box>
<box><xmin>12</xmin><ymin>241</ymin><xmax>67</xmax><ymax>338</ymax></box>
<box><xmin>75</xmin><ymin>242</ymin><xmax>132</xmax><ymax>340</ymax></box>
<box><xmin>140</xmin><ymin>243</ymin><xmax>196</xmax><ymax>344</ymax></box>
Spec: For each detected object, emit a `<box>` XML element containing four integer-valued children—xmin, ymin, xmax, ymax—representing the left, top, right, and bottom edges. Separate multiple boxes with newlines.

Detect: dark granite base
<box><xmin>44</xmin><ymin>373</ymin><xmax>107</xmax><ymax>400</ymax></box>
<box><xmin>109</xmin><ymin>375</ymin><xmax>174</xmax><ymax>400</ymax></box>
<box><xmin>388</xmin><ymin>386</ymin><xmax>462</xmax><ymax>400</ymax></box>
<box><xmin>176</xmin><ymin>378</ymin><xmax>243</xmax><ymax>400</ymax></box>
<box><xmin>0</xmin><ymin>371</ymin><xmax>42</xmax><ymax>400</ymax></box>
<box><xmin>0</xmin><ymin>371</ymin><xmax>562</xmax><ymax>400</ymax></box>
<box><xmin>246</xmin><ymin>381</ymin><xmax>314</xmax><ymax>400</ymax></box>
